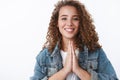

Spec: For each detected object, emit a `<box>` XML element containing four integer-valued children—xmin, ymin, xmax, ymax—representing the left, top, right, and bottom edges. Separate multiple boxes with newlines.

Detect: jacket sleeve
<box><xmin>30</xmin><ymin>50</ymin><xmax>48</xmax><ymax>80</ymax></box>
<box><xmin>89</xmin><ymin>48</ymin><xmax>118</xmax><ymax>80</ymax></box>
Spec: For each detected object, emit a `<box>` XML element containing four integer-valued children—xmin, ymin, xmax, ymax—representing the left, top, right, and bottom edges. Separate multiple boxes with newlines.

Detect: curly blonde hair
<box><xmin>43</xmin><ymin>0</ymin><xmax>101</xmax><ymax>53</ymax></box>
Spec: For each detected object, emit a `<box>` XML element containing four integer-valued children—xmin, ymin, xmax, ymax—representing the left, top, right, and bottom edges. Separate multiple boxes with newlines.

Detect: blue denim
<box><xmin>30</xmin><ymin>44</ymin><xmax>118</xmax><ymax>80</ymax></box>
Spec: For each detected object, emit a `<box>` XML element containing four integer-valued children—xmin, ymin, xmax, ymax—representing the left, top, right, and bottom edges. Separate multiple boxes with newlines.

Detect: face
<box><xmin>58</xmin><ymin>6</ymin><xmax>80</xmax><ymax>41</ymax></box>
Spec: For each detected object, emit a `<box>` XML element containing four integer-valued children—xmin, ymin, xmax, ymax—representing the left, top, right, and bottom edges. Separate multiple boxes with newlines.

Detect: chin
<box><xmin>66</xmin><ymin>36</ymin><xmax>75</xmax><ymax>40</ymax></box>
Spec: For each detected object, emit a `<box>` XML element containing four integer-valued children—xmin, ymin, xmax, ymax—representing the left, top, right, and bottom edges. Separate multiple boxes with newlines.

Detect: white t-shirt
<box><xmin>60</xmin><ymin>49</ymin><xmax>79</xmax><ymax>80</ymax></box>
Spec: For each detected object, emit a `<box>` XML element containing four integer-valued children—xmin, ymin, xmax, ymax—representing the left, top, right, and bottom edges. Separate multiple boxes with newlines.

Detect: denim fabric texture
<box><xmin>30</xmin><ymin>44</ymin><xmax>118</xmax><ymax>80</ymax></box>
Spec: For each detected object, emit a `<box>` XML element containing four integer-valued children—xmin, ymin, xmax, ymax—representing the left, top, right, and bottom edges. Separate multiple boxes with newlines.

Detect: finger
<box><xmin>68</xmin><ymin>40</ymin><xmax>71</xmax><ymax>54</ymax></box>
<box><xmin>71</xmin><ymin>42</ymin><xmax>78</xmax><ymax>61</ymax></box>
<box><xmin>70</xmin><ymin>41</ymin><xmax>72</xmax><ymax>54</ymax></box>
<box><xmin>71</xmin><ymin>41</ymin><xmax>75</xmax><ymax>56</ymax></box>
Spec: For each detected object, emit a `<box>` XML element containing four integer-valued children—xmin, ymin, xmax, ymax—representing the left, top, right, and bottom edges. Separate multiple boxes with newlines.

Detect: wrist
<box><xmin>73</xmin><ymin>66</ymin><xmax>81</xmax><ymax>74</ymax></box>
<box><xmin>62</xmin><ymin>67</ymin><xmax>70</xmax><ymax>76</ymax></box>
<box><xmin>74</xmin><ymin>67</ymin><xmax>91</xmax><ymax>80</ymax></box>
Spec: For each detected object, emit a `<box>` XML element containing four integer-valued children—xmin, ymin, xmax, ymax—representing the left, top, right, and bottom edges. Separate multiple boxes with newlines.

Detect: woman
<box><xmin>31</xmin><ymin>0</ymin><xmax>118</xmax><ymax>80</ymax></box>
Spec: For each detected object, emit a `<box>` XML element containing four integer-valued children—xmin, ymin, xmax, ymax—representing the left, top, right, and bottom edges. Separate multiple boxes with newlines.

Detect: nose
<box><xmin>67</xmin><ymin>19</ymin><xmax>73</xmax><ymax>26</ymax></box>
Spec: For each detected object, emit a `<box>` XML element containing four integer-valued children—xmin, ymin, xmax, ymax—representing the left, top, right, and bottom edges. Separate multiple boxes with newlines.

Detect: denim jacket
<box><xmin>30</xmin><ymin>44</ymin><xmax>118</xmax><ymax>80</ymax></box>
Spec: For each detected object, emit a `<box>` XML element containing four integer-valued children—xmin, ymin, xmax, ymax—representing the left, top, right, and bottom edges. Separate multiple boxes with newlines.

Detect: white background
<box><xmin>0</xmin><ymin>0</ymin><xmax>120</xmax><ymax>80</ymax></box>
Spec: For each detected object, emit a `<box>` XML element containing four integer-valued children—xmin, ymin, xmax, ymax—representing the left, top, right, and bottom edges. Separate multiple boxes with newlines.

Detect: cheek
<box><xmin>75</xmin><ymin>21</ymin><xmax>79</xmax><ymax>26</ymax></box>
<box><xmin>57</xmin><ymin>23</ymin><xmax>63</xmax><ymax>32</ymax></box>
<box><xmin>58</xmin><ymin>21</ymin><xmax>65</xmax><ymax>28</ymax></box>
<box><xmin>75</xmin><ymin>23</ymin><xmax>80</xmax><ymax>32</ymax></box>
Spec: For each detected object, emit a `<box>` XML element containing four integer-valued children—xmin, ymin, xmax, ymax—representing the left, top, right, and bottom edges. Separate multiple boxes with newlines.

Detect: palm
<box><xmin>64</xmin><ymin>41</ymin><xmax>79</xmax><ymax>74</ymax></box>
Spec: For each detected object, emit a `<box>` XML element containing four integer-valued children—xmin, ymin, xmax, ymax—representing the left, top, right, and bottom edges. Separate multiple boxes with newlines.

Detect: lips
<box><xmin>64</xmin><ymin>28</ymin><xmax>75</xmax><ymax>32</ymax></box>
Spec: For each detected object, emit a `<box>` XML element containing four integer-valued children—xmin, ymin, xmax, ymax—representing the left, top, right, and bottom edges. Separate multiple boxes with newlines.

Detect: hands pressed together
<box><xmin>63</xmin><ymin>40</ymin><xmax>80</xmax><ymax>74</ymax></box>
<box><xmin>63</xmin><ymin>40</ymin><xmax>91</xmax><ymax>80</ymax></box>
<box><xmin>49</xmin><ymin>41</ymin><xmax>91</xmax><ymax>80</ymax></box>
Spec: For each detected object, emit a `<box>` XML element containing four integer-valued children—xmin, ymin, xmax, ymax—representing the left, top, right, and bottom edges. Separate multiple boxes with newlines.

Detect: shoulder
<box><xmin>88</xmin><ymin>48</ymin><xmax>107</xmax><ymax>58</ymax></box>
<box><xmin>92</xmin><ymin>48</ymin><xmax>109</xmax><ymax>63</ymax></box>
<box><xmin>37</xmin><ymin>48</ymin><xmax>50</xmax><ymax>57</ymax></box>
<box><xmin>95</xmin><ymin>48</ymin><xmax>107</xmax><ymax>58</ymax></box>
<box><xmin>36</xmin><ymin>48</ymin><xmax>50</xmax><ymax>65</ymax></box>
<box><xmin>90</xmin><ymin>48</ymin><xmax>105</xmax><ymax>55</ymax></box>
<box><xmin>88</xmin><ymin>48</ymin><xmax>110</xmax><ymax>67</ymax></box>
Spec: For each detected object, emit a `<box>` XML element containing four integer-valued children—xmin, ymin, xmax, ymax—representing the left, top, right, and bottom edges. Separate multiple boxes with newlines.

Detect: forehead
<box><xmin>59</xmin><ymin>6</ymin><xmax>78</xmax><ymax>16</ymax></box>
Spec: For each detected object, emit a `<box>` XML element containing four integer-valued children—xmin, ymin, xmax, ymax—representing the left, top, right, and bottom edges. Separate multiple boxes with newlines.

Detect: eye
<box><xmin>61</xmin><ymin>17</ymin><xmax>67</xmax><ymax>20</ymax></box>
<box><xmin>73</xmin><ymin>17</ymin><xmax>79</xmax><ymax>21</ymax></box>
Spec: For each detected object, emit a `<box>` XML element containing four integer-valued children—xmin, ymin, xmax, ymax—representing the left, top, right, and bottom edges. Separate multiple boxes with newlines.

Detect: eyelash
<box><xmin>61</xmin><ymin>17</ymin><xmax>79</xmax><ymax>21</ymax></box>
<box><xmin>61</xmin><ymin>18</ymin><xmax>67</xmax><ymax>20</ymax></box>
<box><xmin>73</xmin><ymin>18</ymin><xmax>79</xmax><ymax>20</ymax></box>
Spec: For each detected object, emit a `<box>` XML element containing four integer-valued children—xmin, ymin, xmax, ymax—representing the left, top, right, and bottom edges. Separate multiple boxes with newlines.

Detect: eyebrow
<box><xmin>60</xmin><ymin>15</ymin><xmax>67</xmax><ymax>17</ymax></box>
<box><xmin>60</xmin><ymin>15</ymin><xmax>79</xmax><ymax>17</ymax></box>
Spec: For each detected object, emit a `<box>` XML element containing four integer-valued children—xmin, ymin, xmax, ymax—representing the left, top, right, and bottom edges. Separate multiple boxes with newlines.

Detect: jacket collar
<box><xmin>50</xmin><ymin>42</ymin><xmax>60</xmax><ymax>57</ymax></box>
<box><xmin>50</xmin><ymin>41</ymin><xmax>89</xmax><ymax>57</ymax></box>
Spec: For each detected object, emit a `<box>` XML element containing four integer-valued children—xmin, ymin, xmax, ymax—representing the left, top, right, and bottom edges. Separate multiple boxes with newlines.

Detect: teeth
<box><xmin>65</xmin><ymin>28</ymin><xmax>74</xmax><ymax>32</ymax></box>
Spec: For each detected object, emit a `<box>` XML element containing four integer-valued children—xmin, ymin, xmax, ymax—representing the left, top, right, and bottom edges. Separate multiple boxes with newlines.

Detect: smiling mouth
<box><xmin>64</xmin><ymin>28</ymin><xmax>75</xmax><ymax>32</ymax></box>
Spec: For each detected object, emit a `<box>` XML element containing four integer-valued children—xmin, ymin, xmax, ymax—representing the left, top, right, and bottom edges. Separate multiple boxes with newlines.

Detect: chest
<box><xmin>46</xmin><ymin>51</ymin><xmax>99</xmax><ymax>77</ymax></box>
